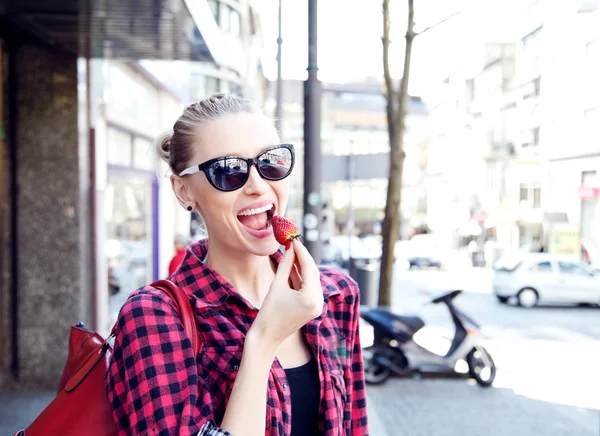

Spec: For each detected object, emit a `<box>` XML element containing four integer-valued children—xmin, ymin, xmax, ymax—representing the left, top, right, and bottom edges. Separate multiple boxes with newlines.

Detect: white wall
<box><xmin>547</xmin><ymin>156</ymin><xmax>600</xmax><ymax>225</ymax></box>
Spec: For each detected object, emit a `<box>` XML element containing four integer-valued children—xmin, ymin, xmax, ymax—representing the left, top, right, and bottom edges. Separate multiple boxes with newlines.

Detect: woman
<box><xmin>106</xmin><ymin>94</ymin><xmax>369</xmax><ymax>436</ymax></box>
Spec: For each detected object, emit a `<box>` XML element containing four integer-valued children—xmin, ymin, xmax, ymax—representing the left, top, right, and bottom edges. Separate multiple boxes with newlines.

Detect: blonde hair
<box><xmin>156</xmin><ymin>93</ymin><xmax>258</xmax><ymax>175</ymax></box>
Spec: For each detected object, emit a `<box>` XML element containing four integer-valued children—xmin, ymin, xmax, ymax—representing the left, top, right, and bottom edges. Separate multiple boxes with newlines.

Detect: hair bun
<box><xmin>155</xmin><ymin>131</ymin><xmax>173</xmax><ymax>165</ymax></box>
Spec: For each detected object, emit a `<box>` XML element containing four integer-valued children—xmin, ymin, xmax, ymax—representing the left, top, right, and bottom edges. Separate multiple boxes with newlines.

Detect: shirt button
<box><xmin>233</xmin><ymin>365</ymin><xmax>239</xmax><ymax>371</ymax></box>
<box><xmin>282</xmin><ymin>383</ymin><xmax>287</xmax><ymax>390</ymax></box>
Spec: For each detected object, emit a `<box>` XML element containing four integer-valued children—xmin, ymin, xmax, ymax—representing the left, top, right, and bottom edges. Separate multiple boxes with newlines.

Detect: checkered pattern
<box><xmin>106</xmin><ymin>239</ymin><xmax>369</xmax><ymax>436</ymax></box>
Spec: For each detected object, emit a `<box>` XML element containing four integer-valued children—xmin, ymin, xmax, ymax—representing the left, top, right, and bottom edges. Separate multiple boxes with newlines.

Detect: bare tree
<box><xmin>379</xmin><ymin>0</ymin><xmax>461</xmax><ymax>307</ymax></box>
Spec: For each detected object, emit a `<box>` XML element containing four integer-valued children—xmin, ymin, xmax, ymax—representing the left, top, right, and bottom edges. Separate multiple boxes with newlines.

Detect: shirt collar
<box><xmin>172</xmin><ymin>239</ymin><xmax>340</xmax><ymax>310</ymax></box>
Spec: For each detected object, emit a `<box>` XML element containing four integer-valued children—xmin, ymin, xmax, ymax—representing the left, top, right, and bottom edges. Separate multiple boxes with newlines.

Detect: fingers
<box><xmin>290</xmin><ymin>263</ymin><xmax>303</xmax><ymax>290</ymax></box>
<box><xmin>292</xmin><ymin>239</ymin><xmax>319</xmax><ymax>283</ymax></box>
<box><xmin>275</xmin><ymin>246</ymin><xmax>296</xmax><ymax>284</ymax></box>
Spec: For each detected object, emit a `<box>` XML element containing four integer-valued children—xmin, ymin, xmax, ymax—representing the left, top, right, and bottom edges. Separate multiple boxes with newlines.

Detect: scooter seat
<box><xmin>390</xmin><ymin>313</ymin><xmax>425</xmax><ymax>334</ymax></box>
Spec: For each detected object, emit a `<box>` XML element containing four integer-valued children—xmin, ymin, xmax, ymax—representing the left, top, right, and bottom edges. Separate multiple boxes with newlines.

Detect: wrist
<box><xmin>245</xmin><ymin>326</ymin><xmax>279</xmax><ymax>359</ymax></box>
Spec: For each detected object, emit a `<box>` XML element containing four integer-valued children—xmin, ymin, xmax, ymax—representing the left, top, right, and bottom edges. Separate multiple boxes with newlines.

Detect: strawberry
<box><xmin>272</xmin><ymin>215</ymin><xmax>302</xmax><ymax>249</ymax></box>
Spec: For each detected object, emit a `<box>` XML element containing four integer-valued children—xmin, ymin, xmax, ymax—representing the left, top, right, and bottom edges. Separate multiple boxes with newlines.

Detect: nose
<box><xmin>242</xmin><ymin>164</ymin><xmax>269</xmax><ymax>196</ymax></box>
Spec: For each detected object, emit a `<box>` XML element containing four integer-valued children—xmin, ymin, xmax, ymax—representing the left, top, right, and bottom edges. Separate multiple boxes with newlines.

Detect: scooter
<box><xmin>360</xmin><ymin>290</ymin><xmax>496</xmax><ymax>387</ymax></box>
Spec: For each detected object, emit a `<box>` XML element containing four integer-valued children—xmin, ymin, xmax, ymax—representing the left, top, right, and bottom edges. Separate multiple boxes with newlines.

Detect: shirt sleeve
<box><xmin>346</xmin><ymin>281</ymin><xmax>370</xmax><ymax>435</ymax></box>
<box><xmin>105</xmin><ymin>289</ymin><xmax>232</xmax><ymax>436</ymax></box>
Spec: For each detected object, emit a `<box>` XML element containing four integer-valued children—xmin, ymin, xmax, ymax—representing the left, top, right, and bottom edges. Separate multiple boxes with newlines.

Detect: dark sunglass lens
<box><xmin>209</xmin><ymin>158</ymin><xmax>248</xmax><ymax>190</ymax></box>
<box><xmin>258</xmin><ymin>147</ymin><xmax>292</xmax><ymax>180</ymax></box>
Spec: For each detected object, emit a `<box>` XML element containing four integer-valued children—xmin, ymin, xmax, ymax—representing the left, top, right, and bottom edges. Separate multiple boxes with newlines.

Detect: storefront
<box><xmin>104</xmin><ymin>125</ymin><xmax>159</xmax><ymax>325</ymax></box>
<box><xmin>0</xmin><ymin>0</ymin><xmax>215</xmax><ymax>387</ymax></box>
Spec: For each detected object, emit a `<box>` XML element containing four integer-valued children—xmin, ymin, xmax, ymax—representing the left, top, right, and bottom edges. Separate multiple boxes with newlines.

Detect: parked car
<box><xmin>493</xmin><ymin>253</ymin><xmax>600</xmax><ymax>308</ymax></box>
<box><xmin>329</xmin><ymin>234</ymin><xmax>383</xmax><ymax>268</ymax></box>
<box><xmin>396</xmin><ymin>234</ymin><xmax>447</xmax><ymax>269</ymax></box>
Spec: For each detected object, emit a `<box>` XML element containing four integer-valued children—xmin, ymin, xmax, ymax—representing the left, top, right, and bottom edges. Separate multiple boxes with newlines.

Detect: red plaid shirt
<box><xmin>106</xmin><ymin>239</ymin><xmax>369</xmax><ymax>436</ymax></box>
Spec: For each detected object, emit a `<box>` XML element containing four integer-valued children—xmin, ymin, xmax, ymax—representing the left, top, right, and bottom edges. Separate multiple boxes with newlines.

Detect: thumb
<box><xmin>275</xmin><ymin>247</ymin><xmax>295</xmax><ymax>283</ymax></box>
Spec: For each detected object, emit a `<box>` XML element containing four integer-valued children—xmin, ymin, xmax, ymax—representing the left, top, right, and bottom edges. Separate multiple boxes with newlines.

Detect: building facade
<box><xmin>266</xmin><ymin>79</ymin><xmax>428</xmax><ymax>242</ymax></box>
<box><xmin>424</xmin><ymin>0</ymin><xmax>600</xmax><ymax>263</ymax></box>
<box><xmin>0</xmin><ymin>0</ymin><xmax>267</xmax><ymax>388</ymax></box>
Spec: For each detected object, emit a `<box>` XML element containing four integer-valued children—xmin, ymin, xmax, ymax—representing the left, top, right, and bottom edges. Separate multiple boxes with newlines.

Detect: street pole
<box><xmin>347</xmin><ymin>151</ymin><xmax>355</xmax><ymax>274</ymax></box>
<box><xmin>303</xmin><ymin>0</ymin><xmax>322</xmax><ymax>263</ymax></box>
<box><xmin>274</xmin><ymin>0</ymin><xmax>283</xmax><ymax>134</ymax></box>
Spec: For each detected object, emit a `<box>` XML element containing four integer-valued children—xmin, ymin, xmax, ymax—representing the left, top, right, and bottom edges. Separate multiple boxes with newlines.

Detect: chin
<box><xmin>247</xmin><ymin>238</ymin><xmax>280</xmax><ymax>256</ymax></box>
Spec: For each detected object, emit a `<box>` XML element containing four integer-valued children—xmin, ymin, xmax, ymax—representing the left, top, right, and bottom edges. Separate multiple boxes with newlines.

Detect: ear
<box><xmin>171</xmin><ymin>175</ymin><xmax>195</xmax><ymax>209</ymax></box>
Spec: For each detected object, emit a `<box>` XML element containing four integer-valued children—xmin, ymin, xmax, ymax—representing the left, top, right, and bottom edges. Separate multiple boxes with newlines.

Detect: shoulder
<box><xmin>318</xmin><ymin>265</ymin><xmax>360</xmax><ymax>305</ymax></box>
<box><xmin>115</xmin><ymin>285</ymin><xmax>180</xmax><ymax>332</ymax></box>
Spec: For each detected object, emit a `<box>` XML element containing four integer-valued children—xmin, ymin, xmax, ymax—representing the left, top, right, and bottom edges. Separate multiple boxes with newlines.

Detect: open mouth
<box><xmin>236</xmin><ymin>203</ymin><xmax>275</xmax><ymax>231</ymax></box>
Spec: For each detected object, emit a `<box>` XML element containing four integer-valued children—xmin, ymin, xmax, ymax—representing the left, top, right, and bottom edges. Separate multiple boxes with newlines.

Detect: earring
<box><xmin>187</xmin><ymin>206</ymin><xmax>193</xmax><ymax>211</ymax></box>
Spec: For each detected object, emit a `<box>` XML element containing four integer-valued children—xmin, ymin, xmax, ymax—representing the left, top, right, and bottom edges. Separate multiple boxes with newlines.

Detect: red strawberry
<box><xmin>272</xmin><ymin>215</ymin><xmax>302</xmax><ymax>250</ymax></box>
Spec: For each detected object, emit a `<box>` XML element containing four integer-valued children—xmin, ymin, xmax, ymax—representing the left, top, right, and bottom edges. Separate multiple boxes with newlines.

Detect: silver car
<box><xmin>493</xmin><ymin>253</ymin><xmax>600</xmax><ymax>308</ymax></box>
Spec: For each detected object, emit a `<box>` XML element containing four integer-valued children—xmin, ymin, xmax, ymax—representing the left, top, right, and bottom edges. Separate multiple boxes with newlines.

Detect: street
<box><xmin>2</xmin><ymin>266</ymin><xmax>599</xmax><ymax>435</ymax></box>
<box><xmin>365</xmin><ymin>264</ymin><xmax>600</xmax><ymax>436</ymax></box>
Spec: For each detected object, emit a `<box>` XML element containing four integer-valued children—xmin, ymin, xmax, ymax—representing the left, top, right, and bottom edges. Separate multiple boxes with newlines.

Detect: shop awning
<box><xmin>0</xmin><ymin>0</ymin><xmax>214</xmax><ymax>62</ymax></box>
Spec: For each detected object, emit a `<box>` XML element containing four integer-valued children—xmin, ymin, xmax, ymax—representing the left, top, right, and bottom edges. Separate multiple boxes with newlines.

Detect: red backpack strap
<box><xmin>150</xmin><ymin>280</ymin><xmax>201</xmax><ymax>356</ymax></box>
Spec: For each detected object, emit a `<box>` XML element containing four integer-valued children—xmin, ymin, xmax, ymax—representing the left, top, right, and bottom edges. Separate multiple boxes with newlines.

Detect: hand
<box><xmin>250</xmin><ymin>240</ymin><xmax>323</xmax><ymax>348</ymax></box>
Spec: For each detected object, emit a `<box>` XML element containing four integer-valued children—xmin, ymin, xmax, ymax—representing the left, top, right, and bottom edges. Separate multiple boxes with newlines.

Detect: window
<box><xmin>221</xmin><ymin>6</ymin><xmax>241</xmax><ymax>37</ymax></box>
<box><xmin>558</xmin><ymin>261</ymin><xmax>592</xmax><ymax>277</ymax></box>
<box><xmin>205</xmin><ymin>76</ymin><xmax>220</xmax><ymax>96</ymax></box>
<box><xmin>133</xmin><ymin>137</ymin><xmax>154</xmax><ymax>170</ymax></box>
<box><xmin>523</xmin><ymin>77</ymin><xmax>541</xmax><ymax>99</ymax></box>
<box><xmin>190</xmin><ymin>73</ymin><xmax>206</xmax><ymax>101</ymax></box>
<box><xmin>584</xmin><ymin>108</ymin><xmax>598</xmax><ymax>145</ymax></box>
<box><xmin>107</xmin><ymin>128</ymin><xmax>132</xmax><ymax>167</ymax></box>
<box><xmin>107</xmin><ymin>126</ymin><xmax>154</xmax><ymax>170</ymax></box>
<box><xmin>520</xmin><ymin>183</ymin><xmax>541</xmax><ymax>208</ymax></box>
<box><xmin>582</xmin><ymin>170</ymin><xmax>597</xmax><ymax>186</ymax></box>
<box><xmin>521</xmin><ymin>126</ymin><xmax>540</xmax><ymax>148</ymax></box>
<box><xmin>529</xmin><ymin>261</ymin><xmax>552</xmax><ymax>272</ymax></box>
<box><xmin>229</xmin><ymin>7</ymin><xmax>241</xmax><ymax>37</ymax></box>
<box><xmin>520</xmin><ymin>186</ymin><xmax>528</xmax><ymax>202</ymax></box>
<box><xmin>533</xmin><ymin>186</ymin><xmax>541</xmax><ymax>208</ymax></box>
<box><xmin>207</xmin><ymin>0</ymin><xmax>219</xmax><ymax>23</ymax></box>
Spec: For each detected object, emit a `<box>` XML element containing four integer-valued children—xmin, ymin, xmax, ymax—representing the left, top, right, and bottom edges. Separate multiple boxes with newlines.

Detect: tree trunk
<box><xmin>378</xmin><ymin>0</ymin><xmax>416</xmax><ymax>308</ymax></box>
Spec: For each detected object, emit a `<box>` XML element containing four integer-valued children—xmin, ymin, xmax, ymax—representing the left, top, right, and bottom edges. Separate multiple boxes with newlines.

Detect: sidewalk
<box><xmin>1</xmin><ymin>389</ymin><xmax>389</xmax><ymax>435</ymax></box>
<box><xmin>0</xmin><ymin>390</ymin><xmax>54</xmax><ymax>435</ymax></box>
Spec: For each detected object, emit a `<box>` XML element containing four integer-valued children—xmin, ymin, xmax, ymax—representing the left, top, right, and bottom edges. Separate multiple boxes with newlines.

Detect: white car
<box><xmin>493</xmin><ymin>253</ymin><xmax>600</xmax><ymax>308</ymax></box>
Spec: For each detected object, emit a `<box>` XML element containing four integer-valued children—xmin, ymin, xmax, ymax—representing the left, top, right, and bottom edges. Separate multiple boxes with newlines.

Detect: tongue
<box><xmin>238</xmin><ymin>212</ymin><xmax>269</xmax><ymax>231</ymax></box>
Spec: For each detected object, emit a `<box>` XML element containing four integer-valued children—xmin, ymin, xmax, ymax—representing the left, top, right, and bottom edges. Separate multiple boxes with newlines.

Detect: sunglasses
<box><xmin>178</xmin><ymin>144</ymin><xmax>295</xmax><ymax>192</ymax></box>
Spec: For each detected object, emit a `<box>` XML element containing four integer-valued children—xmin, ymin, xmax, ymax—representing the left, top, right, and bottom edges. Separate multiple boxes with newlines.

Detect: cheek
<box><xmin>273</xmin><ymin>180</ymin><xmax>290</xmax><ymax>208</ymax></box>
<box><xmin>193</xmin><ymin>182</ymin><xmax>231</xmax><ymax>219</ymax></box>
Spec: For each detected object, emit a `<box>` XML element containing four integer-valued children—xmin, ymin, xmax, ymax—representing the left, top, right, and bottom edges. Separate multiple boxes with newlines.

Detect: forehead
<box><xmin>194</xmin><ymin>112</ymin><xmax>280</xmax><ymax>161</ymax></box>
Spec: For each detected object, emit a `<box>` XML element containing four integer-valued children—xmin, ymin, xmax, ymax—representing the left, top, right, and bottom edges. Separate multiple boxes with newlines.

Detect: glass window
<box><xmin>190</xmin><ymin>73</ymin><xmax>206</xmax><ymax>101</ymax></box>
<box><xmin>529</xmin><ymin>261</ymin><xmax>552</xmax><ymax>273</ymax></box>
<box><xmin>207</xmin><ymin>0</ymin><xmax>220</xmax><ymax>23</ymax></box>
<box><xmin>558</xmin><ymin>261</ymin><xmax>592</xmax><ymax>277</ymax></box>
<box><xmin>520</xmin><ymin>185</ymin><xmax>528</xmax><ymax>202</ymax></box>
<box><xmin>106</xmin><ymin>176</ymin><xmax>153</xmax><ymax>325</ymax></box>
<box><xmin>229</xmin><ymin>7</ymin><xmax>241</xmax><ymax>37</ymax></box>
<box><xmin>206</xmin><ymin>76</ymin><xmax>220</xmax><ymax>96</ymax></box>
<box><xmin>523</xmin><ymin>77</ymin><xmax>541</xmax><ymax>99</ymax></box>
<box><xmin>107</xmin><ymin>128</ymin><xmax>132</xmax><ymax>167</ymax></box>
<box><xmin>533</xmin><ymin>187</ymin><xmax>541</xmax><ymax>208</ymax></box>
<box><xmin>133</xmin><ymin>137</ymin><xmax>154</xmax><ymax>170</ymax></box>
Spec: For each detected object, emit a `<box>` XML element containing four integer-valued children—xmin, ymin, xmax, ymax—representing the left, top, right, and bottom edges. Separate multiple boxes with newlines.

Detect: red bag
<box><xmin>15</xmin><ymin>280</ymin><xmax>199</xmax><ymax>436</ymax></box>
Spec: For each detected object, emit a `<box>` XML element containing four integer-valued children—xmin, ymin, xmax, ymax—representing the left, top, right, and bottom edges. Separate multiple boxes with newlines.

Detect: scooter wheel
<box><xmin>467</xmin><ymin>347</ymin><xmax>496</xmax><ymax>387</ymax></box>
<box><xmin>363</xmin><ymin>351</ymin><xmax>392</xmax><ymax>385</ymax></box>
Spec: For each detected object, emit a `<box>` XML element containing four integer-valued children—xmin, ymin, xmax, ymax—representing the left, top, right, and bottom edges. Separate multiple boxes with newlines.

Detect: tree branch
<box><xmin>382</xmin><ymin>0</ymin><xmax>396</xmax><ymax>130</ymax></box>
<box><xmin>416</xmin><ymin>9</ymin><xmax>463</xmax><ymax>36</ymax></box>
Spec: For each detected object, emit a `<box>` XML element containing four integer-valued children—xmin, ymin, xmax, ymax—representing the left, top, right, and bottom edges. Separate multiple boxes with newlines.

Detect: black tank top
<box><xmin>284</xmin><ymin>358</ymin><xmax>320</xmax><ymax>436</ymax></box>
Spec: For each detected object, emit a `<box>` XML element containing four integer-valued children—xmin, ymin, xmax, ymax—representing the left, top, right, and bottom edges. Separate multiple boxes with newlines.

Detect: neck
<box><xmin>204</xmin><ymin>239</ymin><xmax>276</xmax><ymax>308</ymax></box>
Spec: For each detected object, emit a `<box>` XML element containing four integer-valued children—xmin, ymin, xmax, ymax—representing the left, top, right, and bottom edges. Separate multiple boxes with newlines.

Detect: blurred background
<box><xmin>1</xmin><ymin>0</ymin><xmax>599</xmax><ymax>434</ymax></box>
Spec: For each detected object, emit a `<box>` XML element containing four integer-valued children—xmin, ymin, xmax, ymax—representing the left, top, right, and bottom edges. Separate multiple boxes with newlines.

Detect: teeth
<box><xmin>237</xmin><ymin>204</ymin><xmax>273</xmax><ymax>217</ymax></box>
